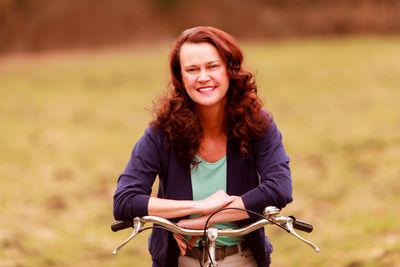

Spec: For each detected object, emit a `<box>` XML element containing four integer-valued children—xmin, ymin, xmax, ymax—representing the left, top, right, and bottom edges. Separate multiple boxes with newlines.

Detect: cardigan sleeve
<box><xmin>241</xmin><ymin>119</ymin><xmax>293</xmax><ymax>212</ymax></box>
<box><xmin>113</xmin><ymin>126</ymin><xmax>163</xmax><ymax>220</ymax></box>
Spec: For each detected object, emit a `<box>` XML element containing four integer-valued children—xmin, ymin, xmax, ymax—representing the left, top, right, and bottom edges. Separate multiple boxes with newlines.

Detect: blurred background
<box><xmin>1</xmin><ymin>0</ymin><xmax>399</xmax><ymax>266</ymax></box>
<box><xmin>1</xmin><ymin>0</ymin><xmax>400</xmax><ymax>53</ymax></box>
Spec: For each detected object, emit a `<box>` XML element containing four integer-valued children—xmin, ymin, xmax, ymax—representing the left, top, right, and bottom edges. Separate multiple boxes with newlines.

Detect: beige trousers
<box><xmin>178</xmin><ymin>248</ymin><xmax>258</xmax><ymax>267</ymax></box>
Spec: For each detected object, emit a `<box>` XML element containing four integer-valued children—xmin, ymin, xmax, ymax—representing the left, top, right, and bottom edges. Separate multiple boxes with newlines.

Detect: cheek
<box><xmin>183</xmin><ymin>76</ymin><xmax>197</xmax><ymax>91</ymax></box>
<box><xmin>221</xmin><ymin>69</ymin><xmax>229</xmax><ymax>84</ymax></box>
<box><xmin>182</xmin><ymin>77</ymin><xmax>194</xmax><ymax>96</ymax></box>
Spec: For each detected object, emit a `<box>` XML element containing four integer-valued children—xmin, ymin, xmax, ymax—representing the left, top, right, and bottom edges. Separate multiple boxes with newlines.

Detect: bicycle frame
<box><xmin>112</xmin><ymin>206</ymin><xmax>320</xmax><ymax>266</ymax></box>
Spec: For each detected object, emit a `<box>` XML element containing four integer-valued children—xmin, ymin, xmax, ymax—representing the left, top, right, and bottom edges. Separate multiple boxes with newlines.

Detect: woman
<box><xmin>113</xmin><ymin>26</ymin><xmax>293</xmax><ymax>267</ymax></box>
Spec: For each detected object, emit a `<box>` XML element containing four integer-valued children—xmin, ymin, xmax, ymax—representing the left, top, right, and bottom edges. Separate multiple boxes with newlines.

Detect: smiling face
<box><xmin>179</xmin><ymin>42</ymin><xmax>230</xmax><ymax>110</ymax></box>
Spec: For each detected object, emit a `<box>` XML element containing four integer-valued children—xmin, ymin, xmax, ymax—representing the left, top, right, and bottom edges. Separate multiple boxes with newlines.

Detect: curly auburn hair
<box><xmin>150</xmin><ymin>26</ymin><xmax>271</xmax><ymax>168</ymax></box>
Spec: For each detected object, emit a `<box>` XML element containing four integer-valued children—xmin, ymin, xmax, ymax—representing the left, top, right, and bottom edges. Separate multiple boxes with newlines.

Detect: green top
<box><xmin>189</xmin><ymin>155</ymin><xmax>243</xmax><ymax>246</ymax></box>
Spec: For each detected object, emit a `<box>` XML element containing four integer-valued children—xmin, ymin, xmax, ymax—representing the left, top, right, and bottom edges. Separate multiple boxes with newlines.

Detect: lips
<box><xmin>197</xmin><ymin>86</ymin><xmax>216</xmax><ymax>93</ymax></box>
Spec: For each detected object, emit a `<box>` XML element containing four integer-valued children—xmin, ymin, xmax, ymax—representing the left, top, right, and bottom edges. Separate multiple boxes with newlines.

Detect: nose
<box><xmin>197</xmin><ymin>69</ymin><xmax>210</xmax><ymax>82</ymax></box>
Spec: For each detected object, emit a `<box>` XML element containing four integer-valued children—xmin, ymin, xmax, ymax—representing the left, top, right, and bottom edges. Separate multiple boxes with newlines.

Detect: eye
<box><xmin>186</xmin><ymin>67</ymin><xmax>198</xmax><ymax>74</ymax></box>
<box><xmin>208</xmin><ymin>64</ymin><xmax>219</xmax><ymax>70</ymax></box>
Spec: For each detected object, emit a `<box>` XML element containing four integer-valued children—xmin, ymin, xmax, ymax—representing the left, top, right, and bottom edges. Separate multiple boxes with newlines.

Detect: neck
<box><xmin>196</xmin><ymin>103</ymin><xmax>226</xmax><ymax>138</ymax></box>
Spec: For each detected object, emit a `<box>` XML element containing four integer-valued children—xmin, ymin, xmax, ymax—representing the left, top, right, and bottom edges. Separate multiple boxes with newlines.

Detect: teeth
<box><xmin>198</xmin><ymin>87</ymin><xmax>215</xmax><ymax>92</ymax></box>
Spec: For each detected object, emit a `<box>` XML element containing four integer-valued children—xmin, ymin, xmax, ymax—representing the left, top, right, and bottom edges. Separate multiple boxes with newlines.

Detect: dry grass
<box><xmin>0</xmin><ymin>35</ymin><xmax>399</xmax><ymax>266</ymax></box>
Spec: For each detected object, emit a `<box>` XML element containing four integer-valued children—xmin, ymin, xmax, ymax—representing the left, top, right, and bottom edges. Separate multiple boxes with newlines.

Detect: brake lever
<box><xmin>285</xmin><ymin>219</ymin><xmax>320</xmax><ymax>253</ymax></box>
<box><xmin>113</xmin><ymin>217</ymin><xmax>142</xmax><ymax>255</ymax></box>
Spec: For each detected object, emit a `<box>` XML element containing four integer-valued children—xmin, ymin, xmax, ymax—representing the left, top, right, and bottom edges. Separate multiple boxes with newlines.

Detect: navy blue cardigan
<box><xmin>113</xmin><ymin>119</ymin><xmax>293</xmax><ymax>266</ymax></box>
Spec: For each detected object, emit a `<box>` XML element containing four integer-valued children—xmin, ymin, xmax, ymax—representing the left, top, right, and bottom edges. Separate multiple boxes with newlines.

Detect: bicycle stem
<box><xmin>205</xmin><ymin>227</ymin><xmax>218</xmax><ymax>266</ymax></box>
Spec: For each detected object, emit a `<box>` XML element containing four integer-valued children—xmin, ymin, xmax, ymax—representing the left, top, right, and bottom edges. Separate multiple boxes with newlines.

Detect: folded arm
<box><xmin>148</xmin><ymin>190</ymin><xmax>239</xmax><ymax>219</ymax></box>
<box><xmin>176</xmin><ymin>196</ymin><xmax>248</xmax><ymax>230</ymax></box>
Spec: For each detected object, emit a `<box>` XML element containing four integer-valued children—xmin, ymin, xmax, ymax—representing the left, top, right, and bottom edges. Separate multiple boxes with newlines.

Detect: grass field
<box><xmin>1</xmin><ymin>35</ymin><xmax>399</xmax><ymax>266</ymax></box>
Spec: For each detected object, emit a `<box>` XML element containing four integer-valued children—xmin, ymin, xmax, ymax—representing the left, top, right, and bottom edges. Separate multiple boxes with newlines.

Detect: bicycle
<box><xmin>111</xmin><ymin>206</ymin><xmax>320</xmax><ymax>267</ymax></box>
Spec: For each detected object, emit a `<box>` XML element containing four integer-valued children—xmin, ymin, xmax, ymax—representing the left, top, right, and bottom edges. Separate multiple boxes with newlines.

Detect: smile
<box><xmin>197</xmin><ymin>86</ymin><xmax>216</xmax><ymax>93</ymax></box>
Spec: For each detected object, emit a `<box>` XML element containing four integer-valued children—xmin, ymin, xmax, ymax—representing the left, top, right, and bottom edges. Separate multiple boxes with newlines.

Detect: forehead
<box><xmin>179</xmin><ymin>42</ymin><xmax>223</xmax><ymax>66</ymax></box>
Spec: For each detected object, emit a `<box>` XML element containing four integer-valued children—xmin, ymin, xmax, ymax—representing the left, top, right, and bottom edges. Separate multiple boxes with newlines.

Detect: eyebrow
<box><xmin>183</xmin><ymin>60</ymin><xmax>221</xmax><ymax>68</ymax></box>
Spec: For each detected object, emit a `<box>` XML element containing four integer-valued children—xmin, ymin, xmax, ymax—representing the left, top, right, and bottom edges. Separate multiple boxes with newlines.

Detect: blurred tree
<box><xmin>151</xmin><ymin>0</ymin><xmax>181</xmax><ymax>10</ymax></box>
<box><xmin>0</xmin><ymin>0</ymin><xmax>399</xmax><ymax>54</ymax></box>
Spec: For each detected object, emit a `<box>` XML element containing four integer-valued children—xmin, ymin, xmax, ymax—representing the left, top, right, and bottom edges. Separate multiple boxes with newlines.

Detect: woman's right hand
<box><xmin>196</xmin><ymin>190</ymin><xmax>239</xmax><ymax>215</ymax></box>
<box><xmin>173</xmin><ymin>234</ymin><xmax>199</xmax><ymax>256</ymax></box>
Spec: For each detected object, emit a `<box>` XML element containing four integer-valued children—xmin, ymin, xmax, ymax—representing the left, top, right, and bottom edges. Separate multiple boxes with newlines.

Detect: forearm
<box><xmin>205</xmin><ymin>197</ymin><xmax>249</xmax><ymax>225</ymax></box>
<box><xmin>148</xmin><ymin>190</ymin><xmax>239</xmax><ymax>219</ymax></box>
<box><xmin>177</xmin><ymin>197</ymin><xmax>249</xmax><ymax>229</ymax></box>
<box><xmin>148</xmin><ymin>197</ymin><xmax>200</xmax><ymax>219</ymax></box>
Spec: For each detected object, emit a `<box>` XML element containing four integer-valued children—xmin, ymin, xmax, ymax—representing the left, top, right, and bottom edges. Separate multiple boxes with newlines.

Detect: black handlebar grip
<box><xmin>289</xmin><ymin>216</ymin><xmax>313</xmax><ymax>233</ymax></box>
<box><xmin>111</xmin><ymin>220</ymin><xmax>133</xmax><ymax>232</ymax></box>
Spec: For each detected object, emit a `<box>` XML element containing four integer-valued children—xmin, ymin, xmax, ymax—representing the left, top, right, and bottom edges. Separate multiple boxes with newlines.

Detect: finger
<box><xmin>175</xmin><ymin>239</ymin><xmax>186</xmax><ymax>255</ymax></box>
<box><xmin>173</xmin><ymin>234</ymin><xmax>187</xmax><ymax>255</ymax></box>
<box><xmin>173</xmin><ymin>234</ymin><xmax>186</xmax><ymax>247</ymax></box>
<box><xmin>179</xmin><ymin>242</ymin><xmax>187</xmax><ymax>256</ymax></box>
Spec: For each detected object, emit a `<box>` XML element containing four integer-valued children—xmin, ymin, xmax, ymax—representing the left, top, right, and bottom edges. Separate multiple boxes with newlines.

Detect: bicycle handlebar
<box><xmin>289</xmin><ymin>216</ymin><xmax>314</xmax><ymax>233</ymax></box>
<box><xmin>111</xmin><ymin>220</ymin><xmax>133</xmax><ymax>232</ymax></box>
<box><xmin>111</xmin><ymin>215</ymin><xmax>313</xmax><ymax>234</ymax></box>
<box><xmin>111</xmin><ymin>206</ymin><xmax>320</xmax><ymax>256</ymax></box>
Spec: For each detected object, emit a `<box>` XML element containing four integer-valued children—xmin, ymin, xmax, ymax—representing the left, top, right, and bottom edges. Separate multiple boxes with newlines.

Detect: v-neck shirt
<box><xmin>189</xmin><ymin>155</ymin><xmax>243</xmax><ymax>246</ymax></box>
